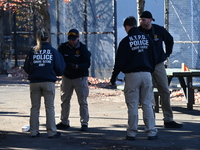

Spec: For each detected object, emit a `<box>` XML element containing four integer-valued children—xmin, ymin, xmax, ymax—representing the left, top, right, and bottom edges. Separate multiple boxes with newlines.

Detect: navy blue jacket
<box><xmin>138</xmin><ymin>24</ymin><xmax>174</xmax><ymax>64</ymax></box>
<box><xmin>24</xmin><ymin>42</ymin><xmax>65</xmax><ymax>83</ymax></box>
<box><xmin>111</xmin><ymin>27</ymin><xmax>157</xmax><ymax>80</ymax></box>
<box><xmin>58</xmin><ymin>41</ymin><xmax>91</xmax><ymax>79</ymax></box>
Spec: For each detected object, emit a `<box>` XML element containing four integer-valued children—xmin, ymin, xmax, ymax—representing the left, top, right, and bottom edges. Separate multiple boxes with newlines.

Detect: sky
<box><xmin>117</xmin><ymin>0</ymin><xmax>164</xmax><ymax>43</ymax></box>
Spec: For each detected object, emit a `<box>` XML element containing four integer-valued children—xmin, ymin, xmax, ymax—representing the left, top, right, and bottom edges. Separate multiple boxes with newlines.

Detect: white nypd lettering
<box><xmin>33</xmin><ymin>49</ymin><xmax>53</xmax><ymax>66</ymax></box>
<box><xmin>33</xmin><ymin>54</ymin><xmax>53</xmax><ymax>60</ymax></box>
<box><xmin>129</xmin><ymin>35</ymin><xmax>149</xmax><ymax>52</ymax></box>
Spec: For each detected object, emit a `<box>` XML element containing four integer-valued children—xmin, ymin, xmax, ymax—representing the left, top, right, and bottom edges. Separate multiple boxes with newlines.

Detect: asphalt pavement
<box><xmin>0</xmin><ymin>75</ymin><xmax>200</xmax><ymax>150</ymax></box>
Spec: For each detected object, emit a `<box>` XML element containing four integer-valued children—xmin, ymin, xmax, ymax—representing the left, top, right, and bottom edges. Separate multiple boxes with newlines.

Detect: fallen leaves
<box><xmin>7</xmin><ymin>66</ymin><xmax>28</xmax><ymax>79</ymax></box>
<box><xmin>170</xmin><ymin>89</ymin><xmax>200</xmax><ymax>103</ymax></box>
<box><xmin>89</xmin><ymin>92</ymin><xmax>122</xmax><ymax>97</ymax></box>
<box><xmin>88</xmin><ymin>77</ymin><xmax>111</xmax><ymax>89</ymax></box>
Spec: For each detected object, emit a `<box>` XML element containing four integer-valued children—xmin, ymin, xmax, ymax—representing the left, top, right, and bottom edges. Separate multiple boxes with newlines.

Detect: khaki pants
<box><xmin>152</xmin><ymin>62</ymin><xmax>173</xmax><ymax>122</ymax></box>
<box><xmin>124</xmin><ymin>72</ymin><xmax>157</xmax><ymax>137</ymax></box>
<box><xmin>30</xmin><ymin>82</ymin><xmax>57</xmax><ymax>136</ymax></box>
<box><xmin>60</xmin><ymin>76</ymin><xmax>89</xmax><ymax>126</ymax></box>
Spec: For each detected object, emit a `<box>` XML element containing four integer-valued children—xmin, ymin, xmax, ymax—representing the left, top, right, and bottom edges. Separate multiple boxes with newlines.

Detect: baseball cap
<box><xmin>68</xmin><ymin>29</ymin><xmax>79</xmax><ymax>41</ymax></box>
<box><xmin>140</xmin><ymin>11</ymin><xmax>155</xmax><ymax>21</ymax></box>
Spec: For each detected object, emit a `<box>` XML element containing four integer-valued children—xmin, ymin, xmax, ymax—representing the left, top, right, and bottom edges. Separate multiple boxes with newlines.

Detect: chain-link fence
<box><xmin>167</xmin><ymin>0</ymin><xmax>200</xmax><ymax>69</ymax></box>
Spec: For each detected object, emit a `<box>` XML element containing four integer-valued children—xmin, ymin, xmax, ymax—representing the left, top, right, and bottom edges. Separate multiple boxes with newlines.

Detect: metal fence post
<box><xmin>13</xmin><ymin>12</ymin><xmax>18</xmax><ymax>67</ymax></box>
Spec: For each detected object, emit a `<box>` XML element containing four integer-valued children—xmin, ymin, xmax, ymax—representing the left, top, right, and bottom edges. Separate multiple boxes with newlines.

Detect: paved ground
<box><xmin>0</xmin><ymin>75</ymin><xmax>200</xmax><ymax>150</ymax></box>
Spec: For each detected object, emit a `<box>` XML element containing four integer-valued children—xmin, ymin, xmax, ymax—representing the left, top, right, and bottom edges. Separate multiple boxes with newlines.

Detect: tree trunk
<box><xmin>37</xmin><ymin>4</ymin><xmax>51</xmax><ymax>42</ymax></box>
<box><xmin>137</xmin><ymin>0</ymin><xmax>145</xmax><ymax>25</ymax></box>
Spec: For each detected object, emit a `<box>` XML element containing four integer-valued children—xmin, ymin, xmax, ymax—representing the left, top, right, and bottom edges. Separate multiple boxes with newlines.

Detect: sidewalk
<box><xmin>0</xmin><ymin>76</ymin><xmax>200</xmax><ymax>150</ymax></box>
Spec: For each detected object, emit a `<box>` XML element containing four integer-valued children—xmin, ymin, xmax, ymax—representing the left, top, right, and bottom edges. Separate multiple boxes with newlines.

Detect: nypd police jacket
<box><xmin>24</xmin><ymin>42</ymin><xmax>65</xmax><ymax>83</ymax></box>
<box><xmin>138</xmin><ymin>24</ymin><xmax>174</xmax><ymax>64</ymax></box>
<box><xmin>58</xmin><ymin>41</ymin><xmax>91</xmax><ymax>79</ymax></box>
<box><xmin>111</xmin><ymin>27</ymin><xmax>157</xmax><ymax>82</ymax></box>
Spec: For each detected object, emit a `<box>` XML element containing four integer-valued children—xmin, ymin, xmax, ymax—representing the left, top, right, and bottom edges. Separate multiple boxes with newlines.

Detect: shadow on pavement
<box><xmin>172</xmin><ymin>105</ymin><xmax>200</xmax><ymax>116</ymax></box>
<box><xmin>0</xmin><ymin>119</ymin><xmax>200</xmax><ymax>150</ymax></box>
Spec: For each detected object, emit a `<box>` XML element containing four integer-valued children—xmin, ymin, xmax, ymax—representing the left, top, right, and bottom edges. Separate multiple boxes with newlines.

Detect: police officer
<box><xmin>56</xmin><ymin>29</ymin><xmax>91</xmax><ymax>131</ymax></box>
<box><xmin>24</xmin><ymin>29</ymin><xmax>65</xmax><ymax>138</ymax></box>
<box><xmin>110</xmin><ymin>16</ymin><xmax>158</xmax><ymax>140</ymax></box>
<box><xmin>138</xmin><ymin>11</ymin><xmax>183</xmax><ymax>128</ymax></box>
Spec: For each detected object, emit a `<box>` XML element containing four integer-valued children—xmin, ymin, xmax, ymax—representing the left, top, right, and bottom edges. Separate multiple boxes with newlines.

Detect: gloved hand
<box><xmin>69</xmin><ymin>63</ymin><xmax>77</xmax><ymax>69</ymax></box>
<box><xmin>110</xmin><ymin>77</ymin><xmax>116</xmax><ymax>85</ymax></box>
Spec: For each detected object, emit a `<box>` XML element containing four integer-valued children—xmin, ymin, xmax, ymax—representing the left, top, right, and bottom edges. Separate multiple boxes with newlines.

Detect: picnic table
<box><xmin>116</xmin><ymin>68</ymin><xmax>200</xmax><ymax>111</ymax></box>
<box><xmin>166</xmin><ymin>68</ymin><xmax>200</xmax><ymax>110</ymax></box>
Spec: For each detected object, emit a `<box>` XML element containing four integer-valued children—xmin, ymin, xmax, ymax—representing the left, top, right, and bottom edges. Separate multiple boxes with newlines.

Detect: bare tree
<box><xmin>137</xmin><ymin>0</ymin><xmax>145</xmax><ymax>25</ymax></box>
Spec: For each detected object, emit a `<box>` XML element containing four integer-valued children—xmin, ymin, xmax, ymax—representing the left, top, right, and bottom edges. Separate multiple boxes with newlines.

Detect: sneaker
<box><xmin>80</xmin><ymin>125</ymin><xmax>88</xmax><ymax>131</ymax></box>
<box><xmin>126</xmin><ymin>135</ymin><xmax>135</xmax><ymax>141</ymax></box>
<box><xmin>31</xmin><ymin>132</ymin><xmax>40</xmax><ymax>138</ymax></box>
<box><xmin>56</xmin><ymin>122</ymin><xmax>70</xmax><ymax>130</ymax></box>
<box><xmin>48</xmin><ymin>132</ymin><xmax>61</xmax><ymax>139</ymax></box>
<box><xmin>148</xmin><ymin>135</ymin><xmax>158</xmax><ymax>140</ymax></box>
<box><xmin>164</xmin><ymin>121</ymin><xmax>183</xmax><ymax>128</ymax></box>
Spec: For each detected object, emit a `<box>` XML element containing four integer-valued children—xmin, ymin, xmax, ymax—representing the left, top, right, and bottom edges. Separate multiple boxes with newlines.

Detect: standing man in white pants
<box><xmin>110</xmin><ymin>16</ymin><xmax>158</xmax><ymax>140</ymax></box>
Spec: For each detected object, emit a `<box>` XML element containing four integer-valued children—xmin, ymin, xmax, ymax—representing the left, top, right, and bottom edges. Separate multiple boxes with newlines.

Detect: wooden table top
<box><xmin>166</xmin><ymin>68</ymin><xmax>200</xmax><ymax>76</ymax></box>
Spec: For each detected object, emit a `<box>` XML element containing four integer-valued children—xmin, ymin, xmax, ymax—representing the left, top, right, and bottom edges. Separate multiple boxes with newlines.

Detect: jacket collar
<box><xmin>128</xmin><ymin>27</ymin><xmax>140</xmax><ymax>35</ymax></box>
<box><xmin>66</xmin><ymin>41</ymin><xmax>80</xmax><ymax>49</ymax></box>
